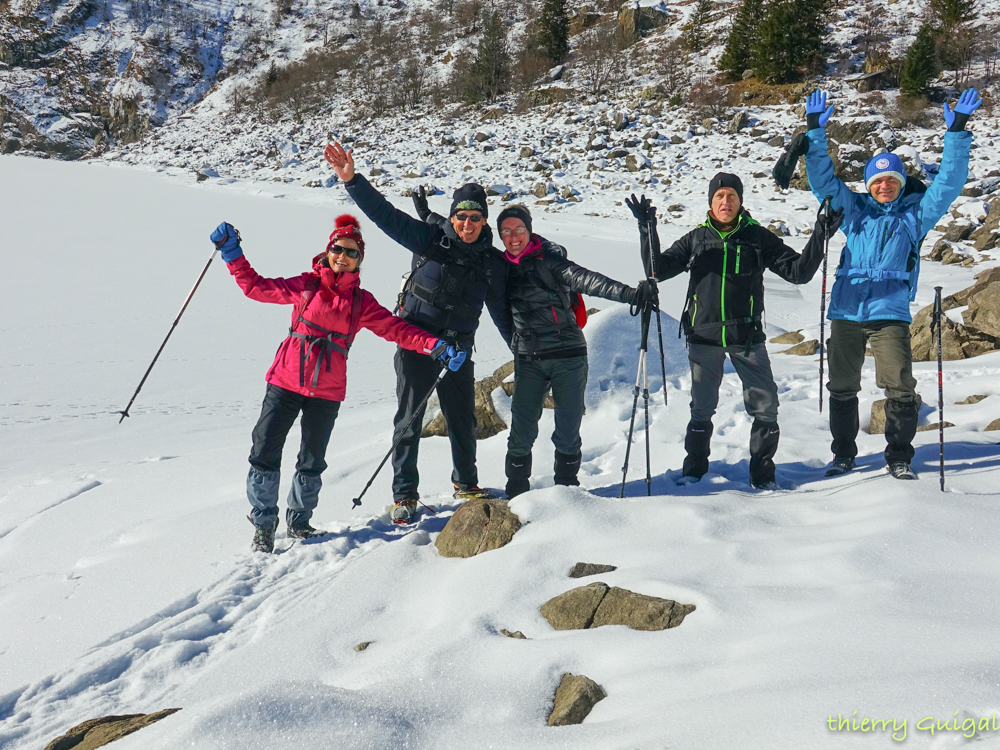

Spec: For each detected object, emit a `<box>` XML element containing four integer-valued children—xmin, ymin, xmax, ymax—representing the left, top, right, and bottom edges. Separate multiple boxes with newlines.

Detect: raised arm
<box><xmin>210</xmin><ymin>222</ymin><xmax>312</xmax><ymax>303</ymax></box>
<box><xmin>324</xmin><ymin>142</ymin><xmax>436</xmax><ymax>255</ymax></box>
<box><xmin>625</xmin><ymin>193</ymin><xmax>692</xmax><ymax>281</ymax></box>
<box><xmin>916</xmin><ymin>89</ymin><xmax>979</xmax><ymax>236</ymax></box>
<box><xmin>802</xmin><ymin>90</ymin><xmax>862</xmax><ymax>221</ymax></box>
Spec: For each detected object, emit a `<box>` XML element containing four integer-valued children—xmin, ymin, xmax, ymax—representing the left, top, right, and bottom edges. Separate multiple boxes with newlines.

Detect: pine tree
<box><xmin>718</xmin><ymin>0</ymin><xmax>765</xmax><ymax>80</ymax></box>
<box><xmin>682</xmin><ymin>0</ymin><xmax>714</xmax><ymax>53</ymax></box>
<box><xmin>752</xmin><ymin>0</ymin><xmax>827</xmax><ymax>83</ymax></box>
<box><xmin>900</xmin><ymin>22</ymin><xmax>938</xmax><ymax>97</ymax></box>
<box><xmin>929</xmin><ymin>0</ymin><xmax>973</xmax><ymax>31</ymax></box>
<box><xmin>537</xmin><ymin>0</ymin><xmax>569</xmax><ymax>66</ymax></box>
<box><xmin>466</xmin><ymin>11</ymin><xmax>511</xmax><ymax>102</ymax></box>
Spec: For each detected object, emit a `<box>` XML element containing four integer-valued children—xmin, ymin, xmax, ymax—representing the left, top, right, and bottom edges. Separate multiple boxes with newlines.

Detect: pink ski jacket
<box><xmin>228</xmin><ymin>253</ymin><xmax>439</xmax><ymax>401</ymax></box>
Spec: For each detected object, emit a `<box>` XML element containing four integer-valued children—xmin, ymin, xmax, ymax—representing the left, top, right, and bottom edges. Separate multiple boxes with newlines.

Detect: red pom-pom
<box><xmin>334</xmin><ymin>214</ymin><xmax>361</xmax><ymax>231</ymax></box>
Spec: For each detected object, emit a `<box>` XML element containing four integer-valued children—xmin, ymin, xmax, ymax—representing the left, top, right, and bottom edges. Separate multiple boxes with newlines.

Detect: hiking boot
<box><xmin>676</xmin><ymin>473</ymin><xmax>702</xmax><ymax>486</ymax></box>
<box><xmin>682</xmin><ymin>420</ymin><xmax>713</xmax><ymax>481</ymax></box>
<box><xmin>505</xmin><ymin>453</ymin><xmax>532</xmax><ymax>499</ymax></box>
<box><xmin>287</xmin><ymin>523</ymin><xmax>324</xmax><ymax>540</ymax></box>
<box><xmin>825</xmin><ymin>457</ymin><xmax>856</xmax><ymax>477</ymax></box>
<box><xmin>553</xmin><ymin>451</ymin><xmax>582</xmax><ymax>487</ymax></box>
<box><xmin>751</xmin><ymin>479</ymin><xmax>780</xmax><ymax>491</ymax></box>
<box><xmin>391</xmin><ymin>500</ymin><xmax>418</xmax><ymax>524</ymax></box>
<box><xmin>453</xmin><ymin>486</ymin><xmax>498</xmax><ymax>500</ymax></box>
<box><xmin>887</xmin><ymin>461</ymin><xmax>917</xmax><ymax>480</ymax></box>
<box><xmin>251</xmin><ymin>524</ymin><xmax>276</xmax><ymax>553</ymax></box>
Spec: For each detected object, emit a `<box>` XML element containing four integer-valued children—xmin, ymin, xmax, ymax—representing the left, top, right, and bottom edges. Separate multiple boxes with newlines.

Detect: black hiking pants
<box><xmin>391</xmin><ymin>346</ymin><xmax>478</xmax><ymax>501</ymax></box>
<box><xmin>827</xmin><ymin>319</ymin><xmax>918</xmax><ymax>464</ymax></box>
<box><xmin>247</xmin><ymin>384</ymin><xmax>341</xmax><ymax>529</ymax></box>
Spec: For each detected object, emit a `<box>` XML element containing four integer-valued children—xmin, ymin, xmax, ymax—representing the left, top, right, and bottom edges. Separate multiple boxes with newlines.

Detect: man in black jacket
<box><xmin>324</xmin><ymin>142</ymin><xmax>512</xmax><ymax>522</ymax></box>
<box><xmin>629</xmin><ymin>173</ymin><xmax>842</xmax><ymax>489</ymax></box>
<box><xmin>492</xmin><ymin>205</ymin><xmax>655</xmax><ymax>497</ymax></box>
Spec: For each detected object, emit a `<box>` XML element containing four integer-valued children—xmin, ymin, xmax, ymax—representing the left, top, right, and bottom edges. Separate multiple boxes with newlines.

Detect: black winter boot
<box><xmin>553</xmin><ymin>451</ymin><xmax>582</xmax><ymax>486</ymax></box>
<box><xmin>749</xmin><ymin>419</ymin><xmax>780</xmax><ymax>489</ymax></box>
<box><xmin>505</xmin><ymin>453</ymin><xmax>532</xmax><ymax>499</ymax></box>
<box><xmin>681</xmin><ymin>420</ymin><xmax>713</xmax><ymax>482</ymax></box>
<box><xmin>829</xmin><ymin>396</ymin><xmax>859</xmax><ymax>461</ymax></box>
<box><xmin>884</xmin><ymin>398</ymin><xmax>918</xmax><ymax>465</ymax></box>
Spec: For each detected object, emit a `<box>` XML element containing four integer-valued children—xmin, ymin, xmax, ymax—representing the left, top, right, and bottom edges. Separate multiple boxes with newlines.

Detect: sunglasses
<box><xmin>500</xmin><ymin>226</ymin><xmax>528</xmax><ymax>238</ymax></box>
<box><xmin>328</xmin><ymin>245</ymin><xmax>361</xmax><ymax>259</ymax></box>
<box><xmin>454</xmin><ymin>213</ymin><xmax>485</xmax><ymax>223</ymax></box>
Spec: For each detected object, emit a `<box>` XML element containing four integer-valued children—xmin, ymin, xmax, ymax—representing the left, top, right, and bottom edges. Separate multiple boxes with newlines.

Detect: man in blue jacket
<box><xmin>803</xmin><ymin>88</ymin><xmax>979</xmax><ymax>479</ymax></box>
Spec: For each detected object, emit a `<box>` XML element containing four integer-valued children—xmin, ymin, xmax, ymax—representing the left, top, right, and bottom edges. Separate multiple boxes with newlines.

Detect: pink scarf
<box><xmin>504</xmin><ymin>235</ymin><xmax>542</xmax><ymax>264</ymax></box>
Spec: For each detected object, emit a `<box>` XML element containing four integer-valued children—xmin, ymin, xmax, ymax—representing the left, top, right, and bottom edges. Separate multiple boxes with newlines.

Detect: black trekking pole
<box><xmin>620</xmin><ymin>303</ymin><xmax>653</xmax><ymax>498</ymax></box>
<box><xmin>932</xmin><ymin>286</ymin><xmax>946</xmax><ymax>491</ymax></box>
<box><xmin>351</xmin><ymin>365</ymin><xmax>449</xmax><ymax>509</ymax></box>
<box><xmin>818</xmin><ymin>196</ymin><xmax>833</xmax><ymax>413</ymax></box>
<box><xmin>117</xmin><ymin>247</ymin><xmax>220</xmax><ymax>423</ymax></box>
<box><xmin>646</xmin><ymin>216</ymin><xmax>668</xmax><ymax>406</ymax></box>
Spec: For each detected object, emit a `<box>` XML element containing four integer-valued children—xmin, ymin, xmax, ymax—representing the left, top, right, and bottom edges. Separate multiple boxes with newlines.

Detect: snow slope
<box><xmin>3</xmin><ymin>154</ymin><xmax>1000</xmax><ymax>749</ymax></box>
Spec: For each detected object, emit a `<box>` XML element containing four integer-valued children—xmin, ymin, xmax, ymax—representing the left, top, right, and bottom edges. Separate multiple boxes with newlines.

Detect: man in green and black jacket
<box><xmin>629</xmin><ymin>173</ymin><xmax>841</xmax><ymax>489</ymax></box>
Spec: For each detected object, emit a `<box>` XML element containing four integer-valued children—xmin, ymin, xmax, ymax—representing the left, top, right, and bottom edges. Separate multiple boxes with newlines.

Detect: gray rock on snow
<box><xmin>568</xmin><ymin>562</ymin><xmax>617</xmax><ymax>578</ymax></box>
<box><xmin>540</xmin><ymin>582</ymin><xmax>695</xmax><ymax>632</ymax></box>
<box><xmin>43</xmin><ymin>709</ymin><xmax>181</xmax><ymax>750</ymax></box>
<box><xmin>435</xmin><ymin>499</ymin><xmax>521</xmax><ymax>558</ymax></box>
<box><xmin>548</xmin><ymin>674</ymin><xmax>606</xmax><ymax>726</ymax></box>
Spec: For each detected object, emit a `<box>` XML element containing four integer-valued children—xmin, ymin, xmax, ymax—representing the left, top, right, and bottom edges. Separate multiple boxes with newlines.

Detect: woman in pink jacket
<box><xmin>211</xmin><ymin>215</ymin><xmax>466</xmax><ymax>553</ymax></box>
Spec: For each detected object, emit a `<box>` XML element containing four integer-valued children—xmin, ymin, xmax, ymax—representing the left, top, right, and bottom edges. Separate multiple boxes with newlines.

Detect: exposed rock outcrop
<box><xmin>548</xmin><ymin>673</ymin><xmax>606</xmax><ymax>726</ymax></box>
<box><xmin>43</xmin><ymin>709</ymin><xmax>180</xmax><ymax>750</ymax></box>
<box><xmin>540</xmin><ymin>582</ymin><xmax>695</xmax><ymax>631</ymax></box>
<box><xmin>435</xmin><ymin>498</ymin><xmax>521</xmax><ymax>558</ymax></box>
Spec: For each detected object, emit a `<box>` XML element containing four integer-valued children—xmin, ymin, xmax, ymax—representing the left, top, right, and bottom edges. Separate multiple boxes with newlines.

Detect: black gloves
<box><xmin>412</xmin><ymin>185</ymin><xmax>431</xmax><ymax>222</ymax></box>
<box><xmin>772</xmin><ymin>133</ymin><xmax>810</xmax><ymax>190</ymax></box>
<box><xmin>625</xmin><ymin>193</ymin><xmax>656</xmax><ymax>222</ymax></box>
<box><xmin>630</xmin><ymin>279</ymin><xmax>659</xmax><ymax>310</ymax></box>
<box><xmin>814</xmin><ymin>202</ymin><xmax>844</xmax><ymax>238</ymax></box>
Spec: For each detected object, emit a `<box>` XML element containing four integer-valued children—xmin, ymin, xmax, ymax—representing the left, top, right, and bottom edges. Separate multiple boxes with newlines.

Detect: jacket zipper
<box><xmin>721</xmin><ymin>240</ymin><xmax>729</xmax><ymax>347</ymax></box>
<box><xmin>692</xmin><ymin>293</ymin><xmax>698</xmax><ymax>325</ymax></box>
<box><xmin>735</xmin><ymin>245</ymin><xmax>741</xmax><ymax>274</ymax></box>
<box><xmin>551</xmin><ymin>305</ymin><xmax>559</xmax><ymax>323</ymax></box>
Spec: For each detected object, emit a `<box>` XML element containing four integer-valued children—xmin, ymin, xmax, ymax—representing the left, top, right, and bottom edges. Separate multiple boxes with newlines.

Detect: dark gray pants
<box><xmin>247</xmin><ymin>384</ymin><xmax>341</xmax><ymax>529</ymax></box>
<box><xmin>827</xmin><ymin>319</ymin><xmax>918</xmax><ymax>463</ymax></box>
<box><xmin>507</xmin><ymin>355</ymin><xmax>589</xmax><ymax>458</ymax></box>
<box><xmin>688</xmin><ymin>342</ymin><xmax>779</xmax><ymax>423</ymax></box>
<box><xmin>391</xmin><ymin>346</ymin><xmax>478</xmax><ymax>501</ymax></box>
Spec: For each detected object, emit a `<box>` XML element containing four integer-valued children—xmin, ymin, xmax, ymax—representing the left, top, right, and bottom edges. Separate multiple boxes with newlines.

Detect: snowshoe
<box><xmin>824</xmin><ymin>457</ymin><xmax>856</xmax><ymax>477</ymax></box>
<box><xmin>887</xmin><ymin>461</ymin><xmax>917</xmax><ymax>480</ymax></box>
<box><xmin>391</xmin><ymin>500</ymin><xmax>418</xmax><ymax>525</ymax></box>
<box><xmin>287</xmin><ymin>523</ymin><xmax>324</xmax><ymax>540</ymax></box>
<box><xmin>453</xmin><ymin>485</ymin><xmax>498</xmax><ymax>500</ymax></box>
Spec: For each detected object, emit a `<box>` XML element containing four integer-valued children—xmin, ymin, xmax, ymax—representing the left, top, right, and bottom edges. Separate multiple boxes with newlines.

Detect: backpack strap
<box><xmin>288</xmin><ymin>283</ymin><xmax>364</xmax><ymax>389</ymax></box>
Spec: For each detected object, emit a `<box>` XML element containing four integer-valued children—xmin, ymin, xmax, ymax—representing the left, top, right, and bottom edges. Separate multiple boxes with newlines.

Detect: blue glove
<box><xmin>430</xmin><ymin>340</ymin><xmax>466</xmax><ymax>371</ymax></box>
<box><xmin>805</xmin><ymin>90</ymin><xmax>835</xmax><ymax>130</ymax></box>
<box><xmin>210</xmin><ymin>222</ymin><xmax>243</xmax><ymax>262</ymax></box>
<box><xmin>944</xmin><ymin>88</ymin><xmax>982</xmax><ymax>131</ymax></box>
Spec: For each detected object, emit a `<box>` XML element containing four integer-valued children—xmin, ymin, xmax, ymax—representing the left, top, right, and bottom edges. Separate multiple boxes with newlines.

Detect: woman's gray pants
<box><xmin>507</xmin><ymin>355</ymin><xmax>589</xmax><ymax>458</ymax></box>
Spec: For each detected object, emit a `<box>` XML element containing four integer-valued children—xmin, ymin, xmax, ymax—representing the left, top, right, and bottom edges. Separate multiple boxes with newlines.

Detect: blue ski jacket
<box><xmin>804</xmin><ymin>127</ymin><xmax>971</xmax><ymax>323</ymax></box>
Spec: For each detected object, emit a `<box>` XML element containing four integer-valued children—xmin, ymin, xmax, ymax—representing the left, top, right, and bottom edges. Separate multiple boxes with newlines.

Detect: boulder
<box><xmin>956</xmin><ymin>394</ymin><xmax>988</xmax><ymax>405</ymax></box>
<box><xmin>43</xmin><ymin>710</ymin><xmax>180</xmax><ymax>750</ymax></box>
<box><xmin>474</xmin><ymin>131</ymin><xmax>491</xmax><ymax>142</ymax></box>
<box><xmin>968</xmin><ymin>200</ymin><xmax>1000</xmax><ymax>251</ymax></box>
<box><xmin>781</xmin><ymin>339</ymin><xmax>819</xmax><ymax>356</ymax></box>
<box><xmin>916</xmin><ymin>421</ymin><xmax>954</xmax><ymax>432</ymax></box>
<box><xmin>435</xmin><ymin>498</ymin><xmax>521</xmax><ymax>558</ymax></box>
<box><xmin>568</xmin><ymin>562</ymin><xmax>617</xmax><ymax>578</ymax></box>
<box><xmin>770</xmin><ymin>330</ymin><xmax>805</xmax><ymax>344</ymax></box>
<box><xmin>548</xmin><ymin>673</ymin><xmax>606</xmax><ymax>726</ymax></box>
<box><xmin>501</xmin><ymin>628</ymin><xmax>527</xmax><ymax>639</ymax></box>
<box><xmin>540</xmin><ymin>582</ymin><xmax>695</xmax><ymax>631</ymax></box>
<box><xmin>625</xmin><ymin>153</ymin><xmax>650</xmax><ymax>172</ymax></box>
<box><xmin>910</xmin><ymin>289</ymin><xmax>1000</xmax><ymax>362</ymax></box>
<box><xmin>729</xmin><ymin>111</ymin><xmax>750</xmax><ymax>133</ymax></box>
<box><xmin>767</xmin><ymin>135</ymin><xmax>785</xmax><ymax>148</ymax></box>
<box><xmin>354</xmin><ymin>641</ymin><xmax>373</xmax><ymax>652</ymax></box>
<box><xmin>519</xmin><ymin>146</ymin><xmax>535</xmax><ymax>158</ymax></box>
<box><xmin>423</xmin><ymin>361</ymin><xmax>514</xmax><ymax>438</ymax></box>
<box><xmin>963</xmin><ymin>282</ymin><xmax>1000</xmax><ymax>339</ymax></box>
<box><xmin>985</xmin><ymin>418</ymin><xmax>1000</xmax><ymax>431</ymax></box>
<box><xmin>618</xmin><ymin>5</ymin><xmax>670</xmax><ymax>40</ymax></box>
<box><xmin>533</xmin><ymin>182</ymin><xmax>549</xmax><ymax>198</ymax></box>
<box><xmin>868</xmin><ymin>397</ymin><xmax>922</xmax><ymax>434</ymax></box>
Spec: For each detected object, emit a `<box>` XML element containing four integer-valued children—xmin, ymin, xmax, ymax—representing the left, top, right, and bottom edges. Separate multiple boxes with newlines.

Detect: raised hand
<box><xmin>944</xmin><ymin>88</ymin><xmax>983</xmax><ymax>131</ymax></box>
<box><xmin>625</xmin><ymin>193</ymin><xmax>656</xmax><ymax>222</ymax></box>
<box><xmin>210</xmin><ymin>221</ymin><xmax>243</xmax><ymax>262</ymax></box>
<box><xmin>412</xmin><ymin>185</ymin><xmax>431</xmax><ymax>221</ymax></box>
<box><xmin>631</xmin><ymin>279</ymin><xmax>659</xmax><ymax>311</ymax></box>
<box><xmin>805</xmin><ymin>90</ymin><xmax>835</xmax><ymax>130</ymax></box>
<box><xmin>814</xmin><ymin>204</ymin><xmax>844</xmax><ymax>238</ymax></box>
<box><xmin>323</xmin><ymin>142</ymin><xmax>355</xmax><ymax>182</ymax></box>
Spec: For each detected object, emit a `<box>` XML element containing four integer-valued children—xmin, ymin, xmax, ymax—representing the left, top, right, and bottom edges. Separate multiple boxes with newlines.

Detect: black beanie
<box><xmin>708</xmin><ymin>172</ymin><xmax>744</xmax><ymax>206</ymax></box>
<box><xmin>496</xmin><ymin>204</ymin><xmax>532</xmax><ymax>234</ymax></box>
<box><xmin>449</xmin><ymin>183</ymin><xmax>489</xmax><ymax>218</ymax></box>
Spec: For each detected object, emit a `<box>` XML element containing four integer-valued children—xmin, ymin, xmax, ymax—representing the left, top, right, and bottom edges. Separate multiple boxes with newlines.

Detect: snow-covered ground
<box><xmin>3</xmin><ymin>153</ymin><xmax>1000</xmax><ymax>749</ymax></box>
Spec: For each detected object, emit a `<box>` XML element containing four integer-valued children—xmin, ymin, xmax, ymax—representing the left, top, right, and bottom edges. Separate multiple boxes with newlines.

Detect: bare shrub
<box><xmin>687</xmin><ymin>77</ymin><xmax>730</xmax><ymax>119</ymax></box>
<box><xmin>890</xmin><ymin>95</ymin><xmax>937</xmax><ymax>128</ymax></box>
<box><xmin>574</xmin><ymin>22</ymin><xmax>632</xmax><ymax>96</ymax></box>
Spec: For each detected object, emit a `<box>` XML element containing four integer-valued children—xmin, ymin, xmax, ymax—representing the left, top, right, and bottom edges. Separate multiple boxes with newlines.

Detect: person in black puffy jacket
<box><xmin>493</xmin><ymin>205</ymin><xmax>655</xmax><ymax>497</ymax></box>
<box><xmin>629</xmin><ymin>174</ymin><xmax>841</xmax><ymax>489</ymax></box>
<box><xmin>324</xmin><ymin>142</ymin><xmax>512</xmax><ymax>520</ymax></box>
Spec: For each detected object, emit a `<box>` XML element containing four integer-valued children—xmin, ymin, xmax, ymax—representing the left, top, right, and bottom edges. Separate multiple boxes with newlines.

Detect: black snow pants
<box><xmin>391</xmin><ymin>346</ymin><xmax>479</xmax><ymax>501</ymax></box>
